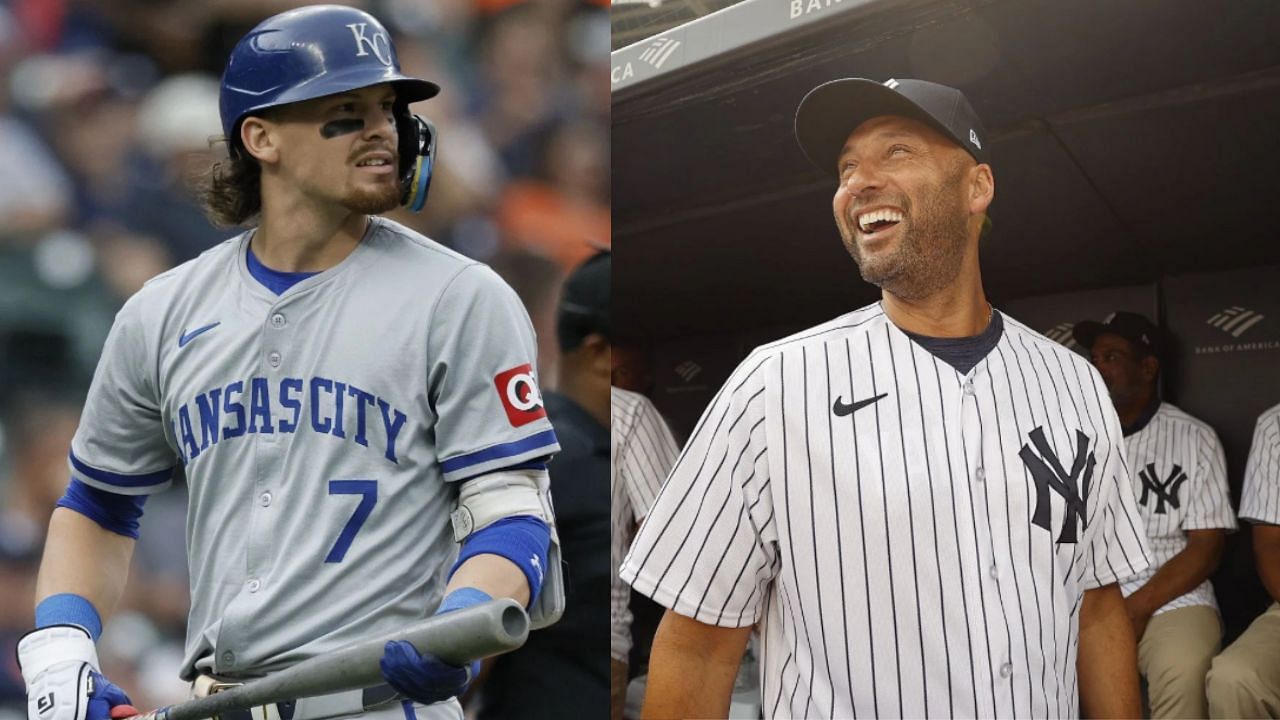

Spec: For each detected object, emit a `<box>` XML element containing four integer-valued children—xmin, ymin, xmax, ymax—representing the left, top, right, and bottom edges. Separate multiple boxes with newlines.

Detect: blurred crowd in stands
<box><xmin>0</xmin><ymin>0</ymin><xmax>609</xmax><ymax>716</ymax></box>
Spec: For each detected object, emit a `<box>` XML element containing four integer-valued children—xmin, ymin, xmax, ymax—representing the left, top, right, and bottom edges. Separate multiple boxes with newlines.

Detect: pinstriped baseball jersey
<box><xmin>68</xmin><ymin>216</ymin><xmax>559</xmax><ymax>679</ymax></box>
<box><xmin>1118</xmin><ymin>402</ymin><xmax>1235</xmax><ymax>614</ymax></box>
<box><xmin>610</xmin><ymin>386</ymin><xmax>680</xmax><ymax>661</ymax></box>
<box><xmin>1241</xmin><ymin>402</ymin><xmax>1280</xmax><ymax>524</ymax></box>
<box><xmin>620</xmin><ymin>303</ymin><xmax>1151</xmax><ymax>719</ymax></box>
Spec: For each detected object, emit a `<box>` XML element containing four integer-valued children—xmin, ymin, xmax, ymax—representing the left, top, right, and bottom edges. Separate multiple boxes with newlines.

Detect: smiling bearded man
<box><xmin>831</xmin><ymin>115</ymin><xmax>974</xmax><ymax>300</ymax></box>
<box><xmin>620</xmin><ymin>78</ymin><xmax>1152</xmax><ymax>720</ymax></box>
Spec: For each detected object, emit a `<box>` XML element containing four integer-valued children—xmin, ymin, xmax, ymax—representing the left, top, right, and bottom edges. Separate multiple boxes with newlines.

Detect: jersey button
<box><xmin>963</xmin><ymin>380</ymin><xmax>975</xmax><ymax>396</ymax></box>
<box><xmin>999</xmin><ymin>663</ymin><xmax>1012</xmax><ymax>678</ymax></box>
<box><xmin>975</xmin><ymin>468</ymin><xmax>985</xmax><ymax>483</ymax></box>
<box><xmin>260</xmin><ymin>492</ymin><xmax>272</xmax><ymax>507</ymax></box>
<box><xmin>268</xmin><ymin>351</ymin><xmax>281</xmax><ymax>367</ymax></box>
<box><xmin>247</xmin><ymin>578</ymin><xmax>261</xmax><ymax>593</ymax></box>
<box><xmin>989</xmin><ymin>564</ymin><xmax>998</xmax><ymax>579</ymax></box>
<box><xmin>271</xmin><ymin>313</ymin><xmax>286</xmax><ymax>328</ymax></box>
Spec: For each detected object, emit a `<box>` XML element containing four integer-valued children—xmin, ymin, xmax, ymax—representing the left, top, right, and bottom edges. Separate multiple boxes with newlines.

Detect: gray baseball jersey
<box><xmin>1241</xmin><ymin>402</ymin><xmax>1280</xmax><ymax>525</ymax></box>
<box><xmin>69</xmin><ymin>216</ymin><xmax>560</xmax><ymax>679</ymax></box>
<box><xmin>1118</xmin><ymin>402</ymin><xmax>1235</xmax><ymax>613</ymax></box>
<box><xmin>610</xmin><ymin>386</ymin><xmax>679</xmax><ymax>661</ymax></box>
<box><xmin>620</xmin><ymin>303</ymin><xmax>1151</xmax><ymax>719</ymax></box>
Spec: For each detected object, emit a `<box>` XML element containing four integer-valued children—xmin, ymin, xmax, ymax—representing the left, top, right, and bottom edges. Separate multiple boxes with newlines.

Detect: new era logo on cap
<box><xmin>884</xmin><ymin>78</ymin><xmax>900</xmax><ymax>89</ymax></box>
<box><xmin>969</xmin><ymin>128</ymin><xmax>982</xmax><ymax>149</ymax></box>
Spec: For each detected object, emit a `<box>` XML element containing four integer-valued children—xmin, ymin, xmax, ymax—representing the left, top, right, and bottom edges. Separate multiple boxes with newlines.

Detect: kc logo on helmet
<box><xmin>346</xmin><ymin>23</ymin><xmax>392</xmax><ymax>66</ymax></box>
<box><xmin>494</xmin><ymin>364</ymin><xmax>547</xmax><ymax>427</ymax></box>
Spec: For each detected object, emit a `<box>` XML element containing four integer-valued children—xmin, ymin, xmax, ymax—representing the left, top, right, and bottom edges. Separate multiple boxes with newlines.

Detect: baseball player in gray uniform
<box><xmin>1207</xmin><ymin>400</ymin><xmax>1280</xmax><ymax>717</ymax></box>
<box><xmin>17</xmin><ymin>7</ymin><xmax>563</xmax><ymax>720</ymax></box>
<box><xmin>620</xmin><ymin>78</ymin><xmax>1152</xmax><ymax>718</ymax></box>
<box><xmin>1074</xmin><ymin>312</ymin><xmax>1235</xmax><ymax>718</ymax></box>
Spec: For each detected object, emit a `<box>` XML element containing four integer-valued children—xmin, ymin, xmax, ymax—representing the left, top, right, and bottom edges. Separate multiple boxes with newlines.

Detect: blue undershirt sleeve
<box><xmin>56</xmin><ymin>478</ymin><xmax>148</xmax><ymax>539</ymax></box>
<box><xmin>448</xmin><ymin>516</ymin><xmax>551</xmax><ymax>606</ymax></box>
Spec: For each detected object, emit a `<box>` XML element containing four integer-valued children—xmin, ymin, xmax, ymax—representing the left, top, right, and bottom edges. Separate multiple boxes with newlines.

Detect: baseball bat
<box><xmin>150</xmin><ymin>599</ymin><xmax>529</xmax><ymax>720</ymax></box>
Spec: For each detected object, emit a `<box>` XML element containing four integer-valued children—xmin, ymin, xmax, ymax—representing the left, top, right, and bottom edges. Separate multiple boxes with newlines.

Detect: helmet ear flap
<box><xmin>397</xmin><ymin>112</ymin><xmax>436</xmax><ymax>212</ymax></box>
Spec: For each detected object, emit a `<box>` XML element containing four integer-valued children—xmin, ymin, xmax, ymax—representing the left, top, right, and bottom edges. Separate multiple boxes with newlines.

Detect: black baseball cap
<box><xmin>557</xmin><ymin>251</ymin><xmax>610</xmax><ymax>351</ymax></box>
<box><xmin>1072</xmin><ymin>312</ymin><xmax>1162</xmax><ymax>358</ymax></box>
<box><xmin>795</xmin><ymin>77</ymin><xmax>990</xmax><ymax>174</ymax></box>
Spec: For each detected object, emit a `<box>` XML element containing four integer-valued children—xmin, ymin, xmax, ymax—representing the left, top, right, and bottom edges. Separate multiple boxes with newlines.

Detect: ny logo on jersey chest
<box><xmin>1018</xmin><ymin>426</ymin><xmax>1095</xmax><ymax>543</ymax></box>
<box><xmin>1138</xmin><ymin>463</ymin><xmax>1187</xmax><ymax>515</ymax></box>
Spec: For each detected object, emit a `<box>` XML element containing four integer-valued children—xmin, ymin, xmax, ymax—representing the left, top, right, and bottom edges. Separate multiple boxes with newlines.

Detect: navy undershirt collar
<box><xmin>901</xmin><ymin>311</ymin><xmax>1005</xmax><ymax>375</ymax></box>
<box><xmin>246</xmin><ymin>245</ymin><xmax>320</xmax><ymax>295</ymax></box>
<box><xmin>1123</xmin><ymin>397</ymin><xmax>1162</xmax><ymax>437</ymax></box>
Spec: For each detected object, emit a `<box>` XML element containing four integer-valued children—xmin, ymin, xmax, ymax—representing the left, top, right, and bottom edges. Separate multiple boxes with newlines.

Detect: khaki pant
<box><xmin>1207</xmin><ymin>601</ymin><xmax>1280</xmax><ymax>719</ymax></box>
<box><xmin>1138</xmin><ymin>605</ymin><xmax>1222</xmax><ymax>719</ymax></box>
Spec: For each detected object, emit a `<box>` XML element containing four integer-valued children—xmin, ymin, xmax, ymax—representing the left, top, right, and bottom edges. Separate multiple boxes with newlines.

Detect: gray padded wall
<box><xmin>1165</xmin><ymin>265</ymin><xmax>1280</xmax><ymax>640</ymax></box>
<box><xmin>1000</xmin><ymin>284</ymin><xmax>1158</xmax><ymax>359</ymax></box>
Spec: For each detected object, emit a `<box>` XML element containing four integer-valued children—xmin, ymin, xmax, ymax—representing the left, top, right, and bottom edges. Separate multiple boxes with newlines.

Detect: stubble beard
<box><xmin>837</xmin><ymin>177</ymin><xmax>971</xmax><ymax>301</ymax></box>
<box><xmin>342</xmin><ymin>176</ymin><xmax>402</xmax><ymax>215</ymax></box>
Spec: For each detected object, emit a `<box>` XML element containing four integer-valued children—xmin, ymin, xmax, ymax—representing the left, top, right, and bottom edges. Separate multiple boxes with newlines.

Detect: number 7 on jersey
<box><xmin>325</xmin><ymin>480</ymin><xmax>377</xmax><ymax>563</ymax></box>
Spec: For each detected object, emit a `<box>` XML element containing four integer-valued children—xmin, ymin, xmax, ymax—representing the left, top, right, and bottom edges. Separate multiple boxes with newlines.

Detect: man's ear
<box><xmin>583</xmin><ymin>333</ymin><xmax>611</xmax><ymax>379</ymax></box>
<box><xmin>969</xmin><ymin>162</ymin><xmax>994</xmax><ymax>216</ymax></box>
<box><xmin>1140</xmin><ymin>354</ymin><xmax>1160</xmax><ymax>383</ymax></box>
<box><xmin>240</xmin><ymin>116</ymin><xmax>279</xmax><ymax>164</ymax></box>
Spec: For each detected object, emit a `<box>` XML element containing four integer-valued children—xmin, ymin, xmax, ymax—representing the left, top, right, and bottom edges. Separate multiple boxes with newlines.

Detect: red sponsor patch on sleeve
<box><xmin>494</xmin><ymin>364</ymin><xmax>547</xmax><ymax>427</ymax></box>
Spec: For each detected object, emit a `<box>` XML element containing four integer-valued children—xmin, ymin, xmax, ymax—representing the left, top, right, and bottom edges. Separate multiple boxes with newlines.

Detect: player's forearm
<box><xmin>641</xmin><ymin>610</ymin><xmax>751</xmax><ymax>720</ymax></box>
<box><xmin>1077</xmin><ymin>584</ymin><xmax>1141</xmax><ymax>718</ymax></box>
<box><xmin>611</xmin><ymin>658</ymin><xmax>628</xmax><ymax>720</ymax></box>
<box><xmin>1126</xmin><ymin>530</ymin><xmax>1224</xmax><ymax>616</ymax></box>
<box><xmin>1254</xmin><ymin>524</ymin><xmax>1280</xmax><ymax>603</ymax></box>
<box><xmin>35</xmin><ymin>507</ymin><xmax>136</xmax><ymax>616</ymax></box>
<box><xmin>445</xmin><ymin>554</ymin><xmax>530</xmax><ymax>607</ymax></box>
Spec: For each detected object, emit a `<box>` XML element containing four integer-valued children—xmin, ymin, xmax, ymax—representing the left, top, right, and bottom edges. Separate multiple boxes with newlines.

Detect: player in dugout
<box><xmin>621</xmin><ymin>77</ymin><xmax>1152</xmax><ymax>719</ymax></box>
<box><xmin>18</xmin><ymin>7</ymin><xmax>563</xmax><ymax>720</ymax></box>
<box><xmin>1207</xmin><ymin>400</ymin><xmax>1280</xmax><ymax>717</ymax></box>
<box><xmin>1074</xmin><ymin>311</ymin><xmax>1235</xmax><ymax>718</ymax></box>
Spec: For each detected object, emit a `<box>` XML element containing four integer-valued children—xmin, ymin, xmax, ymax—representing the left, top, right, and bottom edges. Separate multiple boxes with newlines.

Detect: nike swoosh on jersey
<box><xmin>832</xmin><ymin>392</ymin><xmax>888</xmax><ymax>417</ymax></box>
<box><xmin>178</xmin><ymin>322</ymin><xmax>221</xmax><ymax>348</ymax></box>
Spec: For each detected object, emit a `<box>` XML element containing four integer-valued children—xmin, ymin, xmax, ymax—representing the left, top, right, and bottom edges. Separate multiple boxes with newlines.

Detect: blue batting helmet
<box><xmin>219</xmin><ymin>5</ymin><xmax>440</xmax><ymax>210</ymax></box>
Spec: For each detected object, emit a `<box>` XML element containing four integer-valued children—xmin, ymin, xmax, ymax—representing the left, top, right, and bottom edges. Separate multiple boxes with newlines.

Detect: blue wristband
<box><xmin>437</xmin><ymin>587</ymin><xmax>492</xmax><ymax>615</ymax></box>
<box><xmin>36</xmin><ymin>593</ymin><xmax>103</xmax><ymax>641</ymax></box>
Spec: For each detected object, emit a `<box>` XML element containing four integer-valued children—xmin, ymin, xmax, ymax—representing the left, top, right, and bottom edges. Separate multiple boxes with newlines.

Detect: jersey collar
<box><xmin>235</xmin><ymin>217</ymin><xmax>379</xmax><ymax>303</ymax></box>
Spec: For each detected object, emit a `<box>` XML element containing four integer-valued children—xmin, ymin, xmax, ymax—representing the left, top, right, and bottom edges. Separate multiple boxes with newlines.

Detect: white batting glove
<box><xmin>17</xmin><ymin>625</ymin><xmax>114</xmax><ymax>720</ymax></box>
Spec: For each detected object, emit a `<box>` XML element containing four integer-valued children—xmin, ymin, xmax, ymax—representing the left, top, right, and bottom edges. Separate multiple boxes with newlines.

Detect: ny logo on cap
<box><xmin>346</xmin><ymin>23</ymin><xmax>392</xmax><ymax>66</ymax></box>
<box><xmin>1019</xmin><ymin>426</ymin><xmax>1095</xmax><ymax>544</ymax></box>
